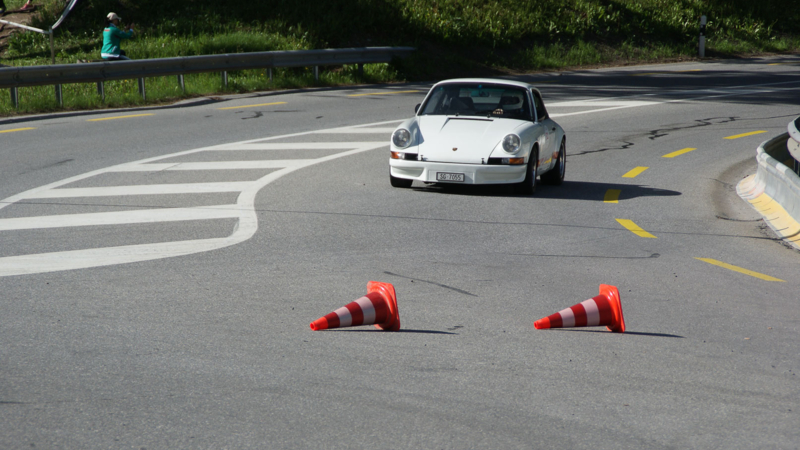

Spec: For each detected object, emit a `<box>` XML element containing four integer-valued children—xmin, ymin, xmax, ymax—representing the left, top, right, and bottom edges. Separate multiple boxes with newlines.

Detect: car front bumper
<box><xmin>390</xmin><ymin>159</ymin><xmax>527</xmax><ymax>185</ymax></box>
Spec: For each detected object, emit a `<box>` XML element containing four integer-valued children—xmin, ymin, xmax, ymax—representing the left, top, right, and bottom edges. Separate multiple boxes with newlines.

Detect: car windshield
<box><xmin>418</xmin><ymin>83</ymin><xmax>531</xmax><ymax>120</ymax></box>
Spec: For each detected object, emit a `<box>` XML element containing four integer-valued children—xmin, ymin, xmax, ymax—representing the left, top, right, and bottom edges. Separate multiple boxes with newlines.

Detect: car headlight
<box><xmin>392</xmin><ymin>128</ymin><xmax>412</xmax><ymax>148</ymax></box>
<box><xmin>502</xmin><ymin>134</ymin><xmax>521</xmax><ymax>153</ymax></box>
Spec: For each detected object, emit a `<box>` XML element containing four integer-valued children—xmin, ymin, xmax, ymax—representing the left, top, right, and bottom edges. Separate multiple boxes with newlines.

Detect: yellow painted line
<box><xmin>218</xmin><ymin>101</ymin><xmax>287</xmax><ymax>110</ymax></box>
<box><xmin>768</xmin><ymin>62</ymin><xmax>800</xmax><ymax>66</ymax></box>
<box><xmin>622</xmin><ymin>166</ymin><xmax>649</xmax><ymax>178</ymax></box>
<box><xmin>663</xmin><ymin>147</ymin><xmax>696</xmax><ymax>158</ymax></box>
<box><xmin>0</xmin><ymin>127</ymin><xmax>36</xmax><ymax>133</ymax></box>
<box><xmin>87</xmin><ymin>113</ymin><xmax>155</xmax><ymax>122</ymax></box>
<box><xmin>616</xmin><ymin>219</ymin><xmax>657</xmax><ymax>238</ymax></box>
<box><xmin>695</xmin><ymin>258</ymin><xmax>785</xmax><ymax>282</ymax></box>
<box><xmin>724</xmin><ymin>130</ymin><xmax>767</xmax><ymax>140</ymax></box>
<box><xmin>604</xmin><ymin>189</ymin><xmax>621</xmax><ymax>204</ymax></box>
<box><xmin>348</xmin><ymin>90</ymin><xmax>421</xmax><ymax>97</ymax></box>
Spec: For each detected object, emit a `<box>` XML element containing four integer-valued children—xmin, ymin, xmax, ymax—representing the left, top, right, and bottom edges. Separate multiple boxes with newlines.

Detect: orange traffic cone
<box><xmin>310</xmin><ymin>281</ymin><xmax>400</xmax><ymax>331</ymax></box>
<box><xmin>534</xmin><ymin>284</ymin><xmax>625</xmax><ymax>333</ymax></box>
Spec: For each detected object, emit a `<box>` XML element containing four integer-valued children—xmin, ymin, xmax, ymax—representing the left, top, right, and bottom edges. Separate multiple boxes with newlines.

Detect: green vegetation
<box><xmin>1</xmin><ymin>0</ymin><xmax>798</xmax><ymax>114</ymax></box>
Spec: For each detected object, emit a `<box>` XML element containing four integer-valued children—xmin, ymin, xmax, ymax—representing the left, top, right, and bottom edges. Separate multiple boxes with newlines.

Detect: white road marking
<box><xmin>547</xmin><ymin>80</ymin><xmax>800</xmax><ymax>118</ymax></box>
<box><xmin>548</xmin><ymin>100</ymin><xmax>657</xmax><ymax>108</ymax></box>
<box><xmin>112</xmin><ymin>161</ymin><xmax>315</xmax><ymax>171</ymax></box>
<box><xmin>323</xmin><ymin>128</ymin><xmax>398</xmax><ymax>134</ymax></box>
<box><xmin>0</xmin><ymin>128</ymin><xmax>393</xmax><ymax>277</ymax></box>
<box><xmin>25</xmin><ymin>182</ymin><xmax>253</xmax><ymax>199</ymax></box>
<box><xmin>210</xmin><ymin>142</ymin><xmax>385</xmax><ymax>151</ymax></box>
<box><xmin>0</xmin><ymin>205</ymin><xmax>242</xmax><ymax>231</ymax></box>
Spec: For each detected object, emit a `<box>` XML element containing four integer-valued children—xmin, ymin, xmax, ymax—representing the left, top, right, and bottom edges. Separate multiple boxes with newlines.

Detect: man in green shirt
<box><xmin>101</xmin><ymin>12</ymin><xmax>134</xmax><ymax>60</ymax></box>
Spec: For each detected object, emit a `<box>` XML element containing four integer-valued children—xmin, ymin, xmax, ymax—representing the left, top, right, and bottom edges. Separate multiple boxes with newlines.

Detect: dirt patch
<box><xmin>0</xmin><ymin>5</ymin><xmax>39</xmax><ymax>59</ymax></box>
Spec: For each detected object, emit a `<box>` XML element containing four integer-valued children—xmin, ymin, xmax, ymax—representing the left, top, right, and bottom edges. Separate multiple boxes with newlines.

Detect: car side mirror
<box><xmin>414</xmin><ymin>104</ymin><xmax>420</xmax><ymax>113</ymax></box>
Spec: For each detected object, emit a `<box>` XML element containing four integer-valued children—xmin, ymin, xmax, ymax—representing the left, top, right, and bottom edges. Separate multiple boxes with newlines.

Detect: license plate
<box><xmin>436</xmin><ymin>172</ymin><xmax>465</xmax><ymax>182</ymax></box>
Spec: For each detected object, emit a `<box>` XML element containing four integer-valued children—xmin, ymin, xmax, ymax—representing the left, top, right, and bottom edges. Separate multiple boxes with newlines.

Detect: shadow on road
<box><xmin>412</xmin><ymin>180</ymin><xmax>681</xmax><ymax>201</ymax></box>
<box><xmin>550</xmin><ymin>329</ymin><xmax>684</xmax><ymax>338</ymax></box>
<box><xmin>325</xmin><ymin>329</ymin><xmax>457</xmax><ymax>335</ymax></box>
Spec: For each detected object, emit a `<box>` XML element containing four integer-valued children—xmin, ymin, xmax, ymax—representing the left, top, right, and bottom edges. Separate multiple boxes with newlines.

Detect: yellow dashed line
<box><xmin>348</xmin><ymin>90</ymin><xmax>421</xmax><ymax>97</ymax></box>
<box><xmin>218</xmin><ymin>102</ymin><xmax>287</xmax><ymax>110</ymax></box>
<box><xmin>88</xmin><ymin>114</ymin><xmax>155</xmax><ymax>122</ymax></box>
<box><xmin>663</xmin><ymin>147</ymin><xmax>696</xmax><ymax>158</ymax></box>
<box><xmin>695</xmin><ymin>258</ymin><xmax>785</xmax><ymax>282</ymax></box>
<box><xmin>622</xmin><ymin>166</ymin><xmax>649</xmax><ymax>178</ymax></box>
<box><xmin>0</xmin><ymin>127</ymin><xmax>36</xmax><ymax>133</ymax></box>
<box><xmin>616</xmin><ymin>219</ymin><xmax>657</xmax><ymax>238</ymax></box>
<box><xmin>604</xmin><ymin>189</ymin><xmax>621</xmax><ymax>204</ymax></box>
<box><xmin>724</xmin><ymin>130</ymin><xmax>767</xmax><ymax>140</ymax></box>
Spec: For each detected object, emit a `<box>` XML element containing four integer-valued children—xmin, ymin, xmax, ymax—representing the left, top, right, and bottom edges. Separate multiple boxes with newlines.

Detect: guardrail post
<box><xmin>10</xmin><ymin>87</ymin><xmax>19</xmax><ymax>109</ymax></box>
<box><xmin>358</xmin><ymin>63</ymin><xmax>364</xmax><ymax>78</ymax></box>
<box><xmin>49</xmin><ymin>27</ymin><xmax>55</xmax><ymax>65</ymax></box>
<box><xmin>267</xmin><ymin>68</ymin><xmax>272</xmax><ymax>82</ymax></box>
<box><xmin>178</xmin><ymin>74</ymin><xmax>185</xmax><ymax>94</ymax></box>
<box><xmin>55</xmin><ymin>84</ymin><xmax>63</xmax><ymax>106</ymax></box>
<box><xmin>314</xmin><ymin>66</ymin><xmax>319</xmax><ymax>81</ymax></box>
<box><xmin>221</xmin><ymin>71</ymin><xmax>228</xmax><ymax>89</ymax></box>
<box><xmin>138</xmin><ymin>78</ymin><xmax>146</xmax><ymax>100</ymax></box>
<box><xmin>699</xmin><ymin>15</ymin><xmax>707</xmax><ymax>58</ymax></box>
<box><xmin>97</xmin><ymin>81</ymin><xmax>105</xmax><ymax>101</ymax></box>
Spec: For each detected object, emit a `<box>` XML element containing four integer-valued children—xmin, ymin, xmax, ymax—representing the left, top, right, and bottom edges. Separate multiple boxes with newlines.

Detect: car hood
<box><xmin>417</xmin><ymin>115</ymin><xmax>525</xmax><ymax>164</ymax></box>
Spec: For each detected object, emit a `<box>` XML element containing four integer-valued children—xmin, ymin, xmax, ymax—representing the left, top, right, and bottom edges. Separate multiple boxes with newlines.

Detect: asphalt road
<box><xmin>1</xmin><ymin>56</ymin><xmax>799</xmax><ymax>449</ymax></box>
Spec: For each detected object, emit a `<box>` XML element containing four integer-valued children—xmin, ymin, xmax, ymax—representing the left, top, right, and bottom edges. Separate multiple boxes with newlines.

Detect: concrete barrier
<box><xmin>737</xmin><ymin>125</ymin><xmax>800</xmax><ymax>249</ymax></box>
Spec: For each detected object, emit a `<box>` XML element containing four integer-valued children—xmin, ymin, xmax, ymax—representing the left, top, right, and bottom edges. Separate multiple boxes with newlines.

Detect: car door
<box><xmin>531</xmin><ymin>89</ymin><xmax>557</xmax><ymax>170</ymax></box>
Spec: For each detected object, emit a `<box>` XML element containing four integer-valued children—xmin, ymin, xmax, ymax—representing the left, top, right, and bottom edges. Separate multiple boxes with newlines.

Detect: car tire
<box><xmin>541</xmin><ymin>139</ymin><xmax>566</xmax><ymax>186</ymax></box>
<box><xmin>390</xmin><ymin>172</ymin><xmax>413</xmax><ymax>188</ymax></box>
<box><xmin>514</xmin><ymin>147</ymin><xmax>538</xmax><ymax>195</ymax></box>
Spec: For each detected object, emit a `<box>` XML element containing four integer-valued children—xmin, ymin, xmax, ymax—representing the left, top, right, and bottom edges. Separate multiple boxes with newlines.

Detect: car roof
<box><xmin>431</xmin><ymin>78</ymin><xmax>542</xmax><ymax>95</ymax></box>
<box><xmin>433</xmin><ymin>78</ymin><xmax>534</xmax><ymax>89</ymax></box>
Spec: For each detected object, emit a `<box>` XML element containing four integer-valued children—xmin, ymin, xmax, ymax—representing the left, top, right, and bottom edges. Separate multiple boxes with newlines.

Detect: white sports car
<box><xmin>389</xmin><ymin>78</ymin><xmax>565</xmax><ymax>194</ymax></box>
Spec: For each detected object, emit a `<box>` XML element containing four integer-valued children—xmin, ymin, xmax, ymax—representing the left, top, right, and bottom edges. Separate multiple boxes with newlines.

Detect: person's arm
<box><xmin>113</xmin><ymin>26</ymin><xmax>134</xmax><ymax>39</ymax></box>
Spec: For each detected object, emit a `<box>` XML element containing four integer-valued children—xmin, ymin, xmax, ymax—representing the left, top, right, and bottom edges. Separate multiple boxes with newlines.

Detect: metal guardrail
<box><xmin>0</xmin><ymin>46</ymin><xmax>415</xmax><ymax>107</ymax></box>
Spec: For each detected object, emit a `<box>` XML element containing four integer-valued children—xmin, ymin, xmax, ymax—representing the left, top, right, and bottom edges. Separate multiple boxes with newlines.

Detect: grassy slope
<box><xmin>0</xmin><ymin>0</ymin><xmax>798</xmax><ymax>113</ymax></box>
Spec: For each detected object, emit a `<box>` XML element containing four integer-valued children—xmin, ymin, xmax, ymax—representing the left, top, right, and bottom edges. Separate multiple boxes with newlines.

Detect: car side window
<box><xmin>532</xmin><ymin>91</ymin><xmax>548</xmax><ymax>121</ymax></box>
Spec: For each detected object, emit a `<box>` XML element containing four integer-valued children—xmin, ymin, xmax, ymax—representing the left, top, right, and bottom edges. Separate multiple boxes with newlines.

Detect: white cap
<box><xmin>107</xmin><ymin>12</ymin><xmax>121</xmax><ymax>21</ymax></box>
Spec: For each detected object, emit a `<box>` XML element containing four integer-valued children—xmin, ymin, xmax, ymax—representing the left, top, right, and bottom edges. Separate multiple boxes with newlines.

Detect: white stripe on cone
<box><xmin>355</xmin><ymin>296</ymin><xmax>376</xmax><ymax>324</ymax></box>
<box><xmin>582</xmin><ymin>298</ymin><xmax>600</xmax><ymax>326</ymax></box>
<box><xmin>560</xmin><ymin>307</ymin><xmax>575</xmax><ymax>327</ymax></box>
<box><xmin>334</xmin><ymin>306</ymin><xmax>352</xmax><ymax>327</ymax></box>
